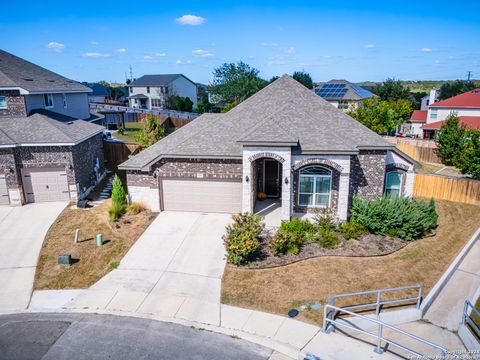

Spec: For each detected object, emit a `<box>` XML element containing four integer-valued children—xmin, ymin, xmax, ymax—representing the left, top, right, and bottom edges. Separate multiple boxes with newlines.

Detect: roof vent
<box><xmin>48</xmin><ymin>79</ymin><xmax>55</xmax><ymax>82</ymax></box>
<box><xmin>66</xmin><ymin>121</ymin><xmax>74</xmax><ymax>125</ymax></box>
<box><xmin>23</xmin><ymin>78</ymin><xmax>34</xmax><ymax>81</ymax></box>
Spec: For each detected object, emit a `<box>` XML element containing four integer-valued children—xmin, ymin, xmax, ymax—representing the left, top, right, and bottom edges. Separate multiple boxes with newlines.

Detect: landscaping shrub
<box><xmin>109</xmin><ymin>175</ymin><xmax>127</xmax><ymax>221</ymax></box>
<box><xmin>312</xmin><ymin>207</ymin><xmax>337</xmax><ymax>231</ymax></box>
<box><xmin>350</xmin><ymin>196</ymin><xmax>438</xmax><ymax>241</ymax></box>
<box><xmin>317</xmin><ymin>228</ymin><xmax>341</xmax><ymax>249</ymax></box>
<box><xmin>127</xmin><ymin>202</ymin><xmax>147</xmax><ymax>215</ymax></box>
<box><xmin>223</xmin><ymin>213</ymin><xmax>264</xmax><ymax>265</ymax></box>
<box><xmin>272</xmin><ymin>230</ymin><xmax>305</xmax><ymax>256</ymax></box>
<box><xmin>279</xmin><ymin>217</ymin><xmax>315</xmax><ymax>236</ymax></box>
<box><xmin>338</xmin><ymin>221</ymin><xmax>368</xmax><ymax>240</ymax></box>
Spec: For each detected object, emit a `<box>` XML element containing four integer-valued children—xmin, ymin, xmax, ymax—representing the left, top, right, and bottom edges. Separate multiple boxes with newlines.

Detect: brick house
<box><xmin>0</xmin><ymin>49</ymin><xmax>105</xmax><ymax>205</ymax></box>
<box><xmin>119</xmin><ymin>75</ymin><xmax>417</xmax><ymax>221</ymax></box>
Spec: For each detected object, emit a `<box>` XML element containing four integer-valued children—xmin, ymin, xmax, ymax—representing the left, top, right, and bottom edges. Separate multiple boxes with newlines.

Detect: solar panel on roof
<box><xmin>351</xmin><ymin>84</ymin><xmax>375</xmax><ymax>99</ymax></box>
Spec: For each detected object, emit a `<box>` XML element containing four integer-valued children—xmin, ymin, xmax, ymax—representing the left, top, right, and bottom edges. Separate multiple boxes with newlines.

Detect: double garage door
<box><xmin>21</xmin><ymin>168</ymin><xmax>70</xmax><ymax>203</ymax></box>
<box><xmin>162</xmin><ymin>179</ymin><xmax>242</xmax><ymax>214</ymax></box>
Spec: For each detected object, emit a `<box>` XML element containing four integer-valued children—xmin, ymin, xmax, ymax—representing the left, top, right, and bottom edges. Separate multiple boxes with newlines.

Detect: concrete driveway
<box><xmin>0</xmin><ymin>202</ymin><xmax>67</xmax><ymax>311</ymax></box>
<box><xmin>66</xmin><ymin>211</ymin><xmax>232</xmax><ymax>325</ymax></box>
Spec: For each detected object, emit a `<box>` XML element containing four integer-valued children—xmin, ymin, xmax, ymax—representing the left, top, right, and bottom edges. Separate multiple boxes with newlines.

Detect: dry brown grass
<box><xmin>34</xmin><ymin>200</ymin><xmax>156</xmax><ymax>290</ymax></box>
<box><xmin>221</xmin><ymin>200</ymin><xmax>480</xmax><ymax>325</ymax></box>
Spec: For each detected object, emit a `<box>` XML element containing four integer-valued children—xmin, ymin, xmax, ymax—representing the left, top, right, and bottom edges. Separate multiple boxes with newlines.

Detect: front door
<box><xmin>264</xmin><ymin>160</ymin><xmax>280</xmax><ymax>197</ymax></box>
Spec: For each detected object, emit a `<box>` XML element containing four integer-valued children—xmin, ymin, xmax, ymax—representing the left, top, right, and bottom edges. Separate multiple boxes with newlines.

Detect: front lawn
<box><xmin>112</xmin><ymin>122</ymin><xmax>144</xmax><ymax>143</ymax></box>
<box><xmin>34</xmin><ymin>200</ymin><xmax>156</xmax><ymax>290</ymax></box>
<box><xmin>221</xmin><ymin>200</ymin><xmax>480</xmax><ymax>325</ymax></box>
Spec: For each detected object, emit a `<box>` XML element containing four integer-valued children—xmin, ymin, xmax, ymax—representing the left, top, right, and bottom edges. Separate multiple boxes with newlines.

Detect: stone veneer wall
<box><xmin>0</xmin><ymin>90</ymin><xmax>26</xmax><ymax>116</ymax></box>
<box><xmin>349</xmin><ymin>150</ymin><xmax>387</xmax><ymax>201</ymax></box>
<box><xmin>0</xmin><ymin>148</ymin><xmax>20</xmax><ymax>187</ymax></box>
<box><xmin>72</xmin><ymin>134</ymin><xmax>105</xmax><ymax>195</ymax></box>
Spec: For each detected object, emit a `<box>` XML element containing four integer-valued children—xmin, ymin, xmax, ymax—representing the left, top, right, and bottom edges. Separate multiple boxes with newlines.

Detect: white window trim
<box><xmin>0</xmin><ymin>96</ymin><xmax>7</xmax><ymax>109</ymax></box>
<box><xmin>44</xmin><ymin>94</ymin><xmax>54</xmax><ymax>108</ymax></box>
<box><xmin>385</xmin><ymin>170</ymin><xmax>403</xmax><ymax>198</ymax></box>
<box><xmin>62</xmin><ymin>93</ymin><xmax>67</xmax><ymax>108</ymax></box>
<box><xmin>298</xmin><ymin>166</ymin><xmax>332</xmax><ymax>208</ymax></box>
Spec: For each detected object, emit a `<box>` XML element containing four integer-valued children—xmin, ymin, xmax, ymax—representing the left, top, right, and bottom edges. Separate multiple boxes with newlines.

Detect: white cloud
<box><xmin>261</xmin><ymin>42</ymin><xmax>278</xmax><ymax>47</ymax></box>
<box><xmin>175</xmin><ymin>14</ymin><xmax>206</xmax><ymax>26</ymax></box>
<box><xmin>192</xmin><ymin>49</ymin><xmax>214</xmax><ymax>57</ymax></box>
<box><xmin>283</xmin><ymin>47</ymin><xmax>296</xmax><ymax>54</ymax></box>
<box><xmin>364</xmin><ymin>44</ymin><xmax>376</xmax><ymax>49</ymax></box>
<box><xmin>82</xmin><ymin>52</ymin><xmax>110</xmax><ymax>58</ymax></box>
<box><xmin>155</xmin><ymin>52</ymin><xmax>167</xmax><ymax>57</ymax></box>
<box><xmin>176</xmin><ymin>60</ymin><xmax>192</xmax><ymax>65</ymax></box>
<box><xmin>91</xmin><ymin>41</ymin><xmax>99</xmax><ymax>45</ymax></box>
<box><xmin>116</xmin><ymin>48</ymin><xmax>127</xmax><ymax>53</ymax></box>
<box><xmin>322</xmin><ymin>55</ymin><xmax>332</xmax><ymax>59</ymax></box>
<box><xmin>47</xmin><ymin>42</ymin><xmax>65</xmax><ymax>52</ymax></box>
<box><xmin>421</xmin><ymin>47</ymin><xmax>435</xmax><ymax>52</ymax></box>
<box><xmin>143</xmin><ymin>55</ymin><xmax>153</xmax><ymax>60</ymax></box>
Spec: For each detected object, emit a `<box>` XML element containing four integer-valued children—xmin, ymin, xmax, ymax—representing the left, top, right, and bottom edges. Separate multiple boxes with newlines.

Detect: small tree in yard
<box><xmin>109</xmin><ymin>175</ymin><xmax>127</xmax><ymax>221</ymax></box>
<box><xmin>456</xmin><ymin>131</ymin><xmax>480</xmax><ymax>179</ymax></box>
<box><xmin>292</xmin><ymin>71</ymin><xmax>314</xmax><ymax>89</ymax></box>
<box><xmin>434</xmin><ymin>114</ymin><xmax>467</xmax><ymax>166</ymax></box>
<box><xmin>134</xmin><ymin>114</ymin><xmax>164</xmax><ymax>149</ymax></box>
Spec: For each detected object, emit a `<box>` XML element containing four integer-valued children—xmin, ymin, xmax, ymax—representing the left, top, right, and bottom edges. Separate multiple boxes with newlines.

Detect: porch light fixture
<box><xmin>68</xmin><ymin>164</ymin><xmax>73</xmax><ymax>170</ymax></box>
<box><xmin>245</xmin><ymin>175</ymin><xmax>249</xmax><ymax>183</ymax></box>
<box><xmin>284</xmin><ymin>177</ymin><xmax>289</xmax><ymax>185</ymax></box>
<box><xmin>8</xmin><ymin>167</ymin><xmax>14</xmax><ymax>173</ymax></box>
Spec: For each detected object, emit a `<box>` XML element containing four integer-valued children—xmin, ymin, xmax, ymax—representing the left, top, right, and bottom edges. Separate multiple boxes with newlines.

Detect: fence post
<box><xmin>374</xmin><ymin>323</ymin><xmax>383</xmax><ymax>354</ymax></box>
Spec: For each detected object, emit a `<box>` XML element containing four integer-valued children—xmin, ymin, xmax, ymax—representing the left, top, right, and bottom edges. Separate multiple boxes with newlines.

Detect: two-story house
<box><xmin>127</xmin><ymin>74</ymin><xmax>197</xmax><ymax>110</ymax></box>
<box><xmin>0</xmin><ymin>49</ymin><xmax>105</xmax><ymax>206</ymax></box>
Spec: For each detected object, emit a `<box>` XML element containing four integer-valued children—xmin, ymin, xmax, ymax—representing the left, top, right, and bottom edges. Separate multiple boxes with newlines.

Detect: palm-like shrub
<box><xmin>350</xmin><ymin>196</ymin><xmax>438</xmax><ymax>240</ymax></box>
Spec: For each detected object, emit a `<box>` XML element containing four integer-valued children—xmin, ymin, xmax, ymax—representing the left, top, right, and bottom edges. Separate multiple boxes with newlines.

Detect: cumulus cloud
<box><xmin>364</xmin><ymin>44</ymin><xmax>376</xmax><ymax>49</ymax></box>
<box><xmin>192</xmin><ymin>49</ymin><xmax>214</xmax><ymax>57</ymax></box>
<box><xmin>82</xmin><ymin>52</ymin><xmax>110</xmax><ymax>58</ymax></box>
<box><xmin>420</xmin><ymin>47</ymin><xmax>435</xmax><ymax>52</ymax></box>
<box><xmin>176</xmin><ymin>60</ymin><xmax>192</xmax><ymax>65</ymax></box>
<box><xmin>155</xmin><ymin>52</ymin><xmax>167</xmax><ymax>57</ymax></box>
<box><xmin>116</xmin><ymin>48</ymin><xmax>127</xmax><ymax>53</ymax></box>
<box><xmin>143</xmin><ymin>55</ymin><xmax>153</xmax><ymax>60</ymax></box>
<box><xmin>90</xmin><ymin>41</ymin><xmax>99</xmax><ymax>45</ymax></box>
<box><xmin>261</xmin><ymin>42</ymin><xmax>278</xmax><ymax>47</ymax></box>
<box><xmin>47</xmin><ymin>42</ymin><xmax>65</xmax><ymax>52</ymax></box>
<box><xmin>283</xmin><ymin>47</ymin><xmax>296</xmax><ymax>54</ymax></box>
<box><xmin>175</xmin><ymin>14</ymin><xmax>206</xmax><ymax>26</ymax></box>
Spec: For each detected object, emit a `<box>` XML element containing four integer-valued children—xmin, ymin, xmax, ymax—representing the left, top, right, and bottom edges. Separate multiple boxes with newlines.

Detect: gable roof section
<box><xmin>120</xmin><ymin>75</ymin><xmax>394</xmax><ymax>171</ymax></box>
<box><xmin>429</xmin><ymin>89</ymin><xmax>480</xmax><ymax>109</ymax></box>
<box><xmin>421</xmin><ymin>116</ymin><xmax>480</xmax><ymax>131</ymax></box>
<box><xmin>0</xmin><ymin>49</ymin><xmax>91</xmax><ymax>93</ymax></box>
<box><xmin>130</xmin><ymin>74</ymin><xmax>196</xmax><ymax>87</ymax></box>
<box><xmin>0</xmin><ymin>109</ymin><xmax>104</xmax><ymax>146</ymax></box>
<box><xmin>314</xmin><ymin>79</ymin><xmax>376</xmax><ymax>101</ymax></box>
<box><xmin>410</xmin><ymin>110</ymin><xmax>428</xmax><ymax>123</ymax></box>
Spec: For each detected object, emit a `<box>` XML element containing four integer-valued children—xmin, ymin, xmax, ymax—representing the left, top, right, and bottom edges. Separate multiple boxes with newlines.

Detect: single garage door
<box><xmin>162</xmin><ymin>179</ymin><xmax>242</xmax><ymax>213</ymax></box>
<box><xmin>21</xmin><ymin>167</ymin><xmax>70</xmax><ymax>203</ymax></box>
<box><xmin>0</xmin><ymin>175</ymin><xmax>9</xmax><ymax>205</ymax></box>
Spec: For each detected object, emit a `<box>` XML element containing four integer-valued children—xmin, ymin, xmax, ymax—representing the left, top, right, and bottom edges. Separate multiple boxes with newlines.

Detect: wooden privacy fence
<box><xmin>414</xmin><ymin>173</ymin><xmax>480</xmax><ymax>205</ymax></box>
<box><xmin>385</xmin><ymin>137</ymin><xmax>442</xmax><ymax>164</ymax></box>
<box><xmin>103</xmin><ymin>141</ymin><xmax>140</xmax><ymax>165</ymax></box>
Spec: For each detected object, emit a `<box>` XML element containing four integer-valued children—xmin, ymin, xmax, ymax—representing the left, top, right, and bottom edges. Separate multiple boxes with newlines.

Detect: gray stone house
<box><xmin>0</xmin><ymin>49</ymin><xmax>105</xmax><ymax>205</ymax></box>
<box><xmin>119</xmin><ymin>75</ymin><xmax>417</xmax><ymax>221</ymax></box>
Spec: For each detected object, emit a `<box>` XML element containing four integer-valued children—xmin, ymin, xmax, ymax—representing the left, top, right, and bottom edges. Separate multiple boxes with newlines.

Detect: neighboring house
<box><xmin>119</xmin><ymin>75</ymin><xmax>417</xmax><ymax>221</ymax></box>
<box><xmin>128</xmin><ymin>74</ymin><xmax>197</xmax><ymax>110</ymax></box>
<box><xmin>0</xmin><ymin>49</ymin><xmax>105</xmax><ymax>206</ymax></box>
<box><xmin>84</xmin><ymin>82</ymin><xmax>109</xmax><ymax>103</ymax></box>
<box><xmin>420</xmin><ymin>89</ymin><xmax>440</xmax><ymax>111</ymax></box>
<box><xmin>314</xmin><ymin>80</ymin><xmax>376</xmax><ymax>111</ymax></box>
<box><xmin>422</xmin><ymin>88</ymin><xmax>480</xmax><ymax>139</ymax></box>
<box><xmin>401</xmin><ymin>110</ymin><xmax>428</xmax><ymax>138</ymax></box>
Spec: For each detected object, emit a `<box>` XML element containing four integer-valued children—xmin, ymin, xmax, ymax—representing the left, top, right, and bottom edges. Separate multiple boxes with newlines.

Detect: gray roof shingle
<box><xmin>120</xmin><ymin>75</ymin><xmax>393</xmax><ymax>170</ymax></box>
<box><xmin>314</xmin><ymin>79</ymin><xmax>376</xmax><ymax>101</ymax></box>
<box><xmin>0</xmin><ymin>109</ymin><xmax>104</xmax><ymax>146</ymax></box>
<box><xmin>0</xmin><ymin>49</ymin><xmax>90</xmax><ymax>93</ymax></box>
<box><xmin>130</xmin><ymin>74</ymin><xmax>196</xmax><ymax>87</ymax></box>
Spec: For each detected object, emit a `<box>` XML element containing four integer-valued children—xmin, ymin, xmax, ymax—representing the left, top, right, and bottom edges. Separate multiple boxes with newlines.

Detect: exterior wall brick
<box><xmin>350</xmin><ymin>150</ymin><xmax>387</xmax><ymax>201</ymax></box>
<box><xmin>72</xmin><ymin>134</ymin><xmax>105</xmax><ymax>194</ymax></box>
<box><xmin>154</xmin><ymin>158</ymin><xmax>243</xmax><ymax>180</ymax></box>
<box><xmin>127</xmin><ymin>171</ymin><xmax>158</xmax><ymax>188</ymax></box>
<box><xmin>0</xmin><ymin>90</ymin><xmax>26</xmax><ymax>116</ymax></box>
<box><xmin>0</xmin><ymin>148</ymin><xmax>20</xmax><ymax>187</ymax></box>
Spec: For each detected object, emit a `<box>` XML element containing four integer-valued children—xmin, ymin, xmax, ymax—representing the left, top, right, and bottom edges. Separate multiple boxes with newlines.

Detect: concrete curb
<box><xmin>420</xmin><ymin>226</ymin><xmax>480</xmax><ymax>316</ymax></box>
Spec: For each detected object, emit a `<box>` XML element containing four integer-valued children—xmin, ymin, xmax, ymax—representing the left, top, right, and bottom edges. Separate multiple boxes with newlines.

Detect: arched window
<box><xmin>298</xmin><ymin>166</ymin><xmax>332</xmax><ymax>207</ymax></box>
<box><xmin>385</xmin><ymin>171</ymin><xmax>403</xmax><ymax>198</ymax></box>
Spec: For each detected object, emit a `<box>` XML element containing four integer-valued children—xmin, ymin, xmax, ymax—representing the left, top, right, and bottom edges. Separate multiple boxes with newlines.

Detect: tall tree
<box><xmin>456</xmin><ymin>131</ymin><xmax>480</xmax><ymax>179</ymax></box>
<box><xmin>134</xmin><ymin>114</ymin><xmax>165</xmax><ymax>149</ymax></box>
<box><xmin>434</xmin><ymin>114</ymin><xmax>467</xmax><ymax>166</ymax></box>
<box><xmin>373</xmin><ymin>78</ymin><xmax>413</xmax><ymax>102</ymax></box>
<box><xmin>292</xmin><ymin>71</ymin><xmax>313</xmax><ymax>89</ymax></box>
<box><xmin>438</xmin><ymin>80</ymin><xmax>479</xmax><ymax>100</ymax></box>
<box><xmin>210</xmin><ymin>62</ymin><xmax>268</xmax><ymax>106</ymax></box>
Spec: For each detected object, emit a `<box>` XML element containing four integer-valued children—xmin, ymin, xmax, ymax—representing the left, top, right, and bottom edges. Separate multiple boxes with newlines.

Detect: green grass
<box><xmin>112</xmin><ymin>122</ymin><xmax>144</xmax><ymax>143</ymax></box>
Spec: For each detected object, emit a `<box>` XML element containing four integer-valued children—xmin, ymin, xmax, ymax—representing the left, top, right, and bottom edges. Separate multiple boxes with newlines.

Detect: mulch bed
<box><xmin>243</xmin><ymin>232</ymin><xmax>410</xmax><ymax>269</ymax></box>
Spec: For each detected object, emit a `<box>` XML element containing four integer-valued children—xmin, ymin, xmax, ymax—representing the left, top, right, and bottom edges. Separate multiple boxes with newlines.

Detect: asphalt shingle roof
<box><xmin>120</xmin><ymin>75</ymin><xmax>393</xmax><ymax>171</ymax></box>
<box><xmin>130</xmin><ymin>74</ymin><xmax>194</xmax><ymax>87</ymax></box>
<box><xmin>0</xmin><ymin>49</ymin><xmax>90</xmax><ymax>93</ymax></box>
<box><xmin>314</xmin><ymin>79</ymin><xmax>376</xmax><ymax>101</ymax></box>
<box><xmin>0</xmin><ymin>109</ymin><xmax>104</xmax><ymax>146</ymax></box>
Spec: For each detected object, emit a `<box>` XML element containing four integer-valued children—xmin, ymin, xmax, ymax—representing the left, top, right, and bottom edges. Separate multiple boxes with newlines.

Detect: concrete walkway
<box><xmin>424</xmin><ymin>235</ymin><xmax>480</xmax><ymax>331</ymax></box>
<box><xmin>0</xmin><ymin>202</ymin><xmax>67</xmax><ymax>311</ymax></box>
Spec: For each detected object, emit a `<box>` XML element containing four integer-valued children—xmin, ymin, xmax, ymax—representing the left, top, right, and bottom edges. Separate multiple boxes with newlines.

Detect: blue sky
<box><xmin>2</xmin><ymin>0</ymin><xmax>479</xmax><ymax>84</ymax></box>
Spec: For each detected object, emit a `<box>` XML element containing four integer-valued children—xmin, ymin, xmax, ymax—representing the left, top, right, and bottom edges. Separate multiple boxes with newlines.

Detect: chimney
<box><xmin>428</xmin><ymin>89</ymin><xmax>437</xmax><ymax>106</ymax></box>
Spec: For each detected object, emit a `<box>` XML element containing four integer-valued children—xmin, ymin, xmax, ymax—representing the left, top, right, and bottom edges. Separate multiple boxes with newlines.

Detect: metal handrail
<box><xmin>323</xmin><ymin>304</ymin><xmax>452</xmax><ymax>358</ymax></box>
<box><xmin>325</xmin><ymin>285</ymin><xmax>422</xmax><ymax>325</ymax></box>
<box><xmin>462</xmin><ymin>300</ymin><xmax>480</xmax><ymax>338</ymax></box>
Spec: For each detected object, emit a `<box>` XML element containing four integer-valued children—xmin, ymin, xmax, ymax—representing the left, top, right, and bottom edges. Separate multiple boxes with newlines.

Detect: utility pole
<box><xmin>467</xmin><ymin>71</ymin><xmax>472</xmax><ymax>83</ymax></box>
<box><xmin>129</xmin><ymin>65</ymin><xmax>133</xmax><ymax>82</ymax></box>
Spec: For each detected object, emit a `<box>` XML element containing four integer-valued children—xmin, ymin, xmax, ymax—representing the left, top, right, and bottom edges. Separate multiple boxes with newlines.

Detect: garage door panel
<box><xmin>0</xmin><ymin>175</ymin><xmax>9</xmax><ymax>205</ymax></box>
<box><xmin>162</xmin><ymin>180</ymin><xmax>242</xmax><ymax>213</ymax></box>
<box><xmin>21</xmin><ymin>168</ymin><xmax>70</xmax><ymax>203</ymax></box>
